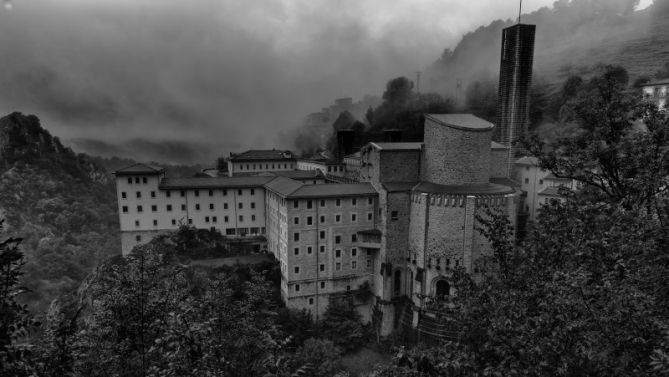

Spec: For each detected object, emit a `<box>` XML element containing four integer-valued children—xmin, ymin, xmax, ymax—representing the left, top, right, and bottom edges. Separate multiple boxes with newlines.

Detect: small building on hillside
<box><xmin>642</xmin><ymin>78</ymin><xmax>669</xmax><ymax>109</ymax></box>
<box><xmin>227</xmin><ymin>149</ymin><xmax>296</xmax><ymax>177</ymax></box>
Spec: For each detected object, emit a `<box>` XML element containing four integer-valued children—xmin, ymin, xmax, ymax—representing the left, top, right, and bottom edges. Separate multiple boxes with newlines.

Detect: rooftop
<box><xmin>538</xmin><ymin>186</ymin><xmax>564</xmax><ymax>197</ymax></box>
<box><xmin>644</xmin><ymin>78</ymin><xmax>669</xmax><ymax>86</ymax></box>
<box><xmin>229</xmin><ymin>149</ymin><xmax>294</xmax><ymax>162</ymax></box>
<box><xmin>159</xmin><ymin>176</ymin><xmax>274</xmax><ymax>189</ymax></box>
<box><xmin>413</xmin><ymin>181</ymin><xmax>515</xmax><ymax>195</ymax></box>
<box><xmin>114</xmin><ymin>163</ymin><xmax>164</xmax><ymax>176</ymax></box>
<box><xmin>383</xmin><ymin>182</ymin><xmax>419</xmax><ymax>193</ymax></box>
<box><xmin>369</xmin><ymin>142</ymin><xmax>423</xmax><ymax>151</ymax></box>
<box><xmin>262</xmin><ymin>170</ymin><xmax>325</xmax><ymax>180</ymax></box>
<box><xmin>425</xmin><ymin>113</ymin><xmax>495</xmax><ymax>132</ymax></box>
<box><xmin>490</xmin><ymin>177</ymin><xmax>519</xmax><ymax>187</ymax></box>
<box><xmin>514</xmin><ymin>156</ymin><xmax>539</xmax><ymax>166</ymax></box>
<box><xmin>344</xmin><ymin>151</ymin><xmax>361</xmax><ymax>160</ymax></box>
<box><xmin>265</xmin><ymin>176</ymin><xmax>377</xmax><ymax>199</ymax></box>
<box><xmin>491</xmin><ymin>141</ymin><xmax>508</xmax><ymax>150</ymax></box>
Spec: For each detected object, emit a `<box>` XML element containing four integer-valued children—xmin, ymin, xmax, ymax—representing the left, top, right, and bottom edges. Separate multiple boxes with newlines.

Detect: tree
<box><xmin>0</xmin><ymin>220</ymin><xmax>36</xmax><ymax>377</ymax></box>
<box><xmin>318</xmin><ymin>300</ymin><xmax>367</xmax><ymax>353</ymax></box>
<box><xmin>382</xmin><ymin>77</ymin><xmax>414</xmax><ymax>106</ymax></box>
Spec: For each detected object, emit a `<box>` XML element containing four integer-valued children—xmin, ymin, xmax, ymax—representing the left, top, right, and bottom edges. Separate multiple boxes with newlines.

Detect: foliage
<box><xmin>293</xmin><ymin>338</ymin><xmax>344</xmax><ymax>377</ymax></box>
<box><xmin>0</xmin><ymin>220</ymin><xmax>38</xmax><ymax>377</ymax></box>
<box><xmin>318</xmin><ymin>300</ymin><xmax>368</xmax><ymax>353</ymax></box>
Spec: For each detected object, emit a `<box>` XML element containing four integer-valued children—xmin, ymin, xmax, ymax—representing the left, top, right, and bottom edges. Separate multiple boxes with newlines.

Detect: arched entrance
<box><xmin>435</xmin><ymin>280</ymin><xmax>450</xmax><ymax>298</ymax></box>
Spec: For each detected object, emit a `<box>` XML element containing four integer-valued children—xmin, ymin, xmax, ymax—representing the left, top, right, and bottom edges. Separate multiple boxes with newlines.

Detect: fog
<box><xmin>0</xmin><ymin>0</ymin><xmax>554</xmax><ymax>164</ymax></box>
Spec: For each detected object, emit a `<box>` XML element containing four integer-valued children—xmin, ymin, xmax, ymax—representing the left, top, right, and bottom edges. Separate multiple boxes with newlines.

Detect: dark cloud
<box><xmin>0</xmin><ymin>0</ymin><xmax>553</xmax><ymax>164</ymax></box>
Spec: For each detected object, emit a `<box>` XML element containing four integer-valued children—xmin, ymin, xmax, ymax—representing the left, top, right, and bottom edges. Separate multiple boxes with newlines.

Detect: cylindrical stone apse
<box><xmin>421</xmin><ymin>114</ymin><xmax>494</xmax><ymax>186</ymax></box>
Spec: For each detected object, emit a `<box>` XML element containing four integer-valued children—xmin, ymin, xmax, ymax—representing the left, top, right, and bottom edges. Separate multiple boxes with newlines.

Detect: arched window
<box><xmin>436</xmin><ymin>280</ymin><xmax>450</xmax><ymax>298</ymax></box>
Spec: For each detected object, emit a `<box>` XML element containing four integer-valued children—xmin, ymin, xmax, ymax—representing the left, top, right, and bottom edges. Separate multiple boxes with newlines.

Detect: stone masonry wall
<box><xmin>422</xmin><ymin>118</ymin><xmax>492</xmax><ymax>186</ymax></box>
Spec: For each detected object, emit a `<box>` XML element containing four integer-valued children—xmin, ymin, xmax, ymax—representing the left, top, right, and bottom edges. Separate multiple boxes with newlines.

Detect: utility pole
<box><xmin>518</xmin><ymin>0</ymin><xmax>523</xmax><ymax>24</ymax></box>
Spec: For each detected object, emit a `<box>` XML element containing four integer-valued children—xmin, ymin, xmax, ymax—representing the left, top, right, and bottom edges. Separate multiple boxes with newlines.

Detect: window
<box><xmin>205</xmin><ymin>216</ymin><xmax>210</xmax><ymax>223</ymax></box>
<box><xmin>335</xmin><ymin>235</ymin><xmax>341</xmax><ymax>244</ymax></box>
<box><xmin>320</xmin><ymin>231</ymin><xmax>325</xmax><ymax>239</ymax></box>
<box><xmin>320</xmin><ymin>281</ymin><xmax>325</xmax><ymax>289</ymax></box>
<box><xmin>539</xmin><ymin>179</ymin><xmax>544</xmax><ymax>185</ymax></box>
<box><xmin>307</xmin><ymin>216</ymin><xmax>313</xmax><ymax>225</ymax></box>
<box><xmin>352</xmin><ymin>261</ymin><xmax>357</xmax><ymax>269</ymax></box>
<box><xmin>121</xmin><ymin>192</ymin><xmax>127</xmax><ymax>199</ymax></box>
<box><xmin>224</xmin><ymin>216</ymin><xmax>229</xmax><ymax>222</ymax></box>
<box><xmin>251</xmin><ymin>202</ymin><xmax>255</xmax><ymax>209</ymax></box>
<box><xmin>351</xmin><ymin>234</ymin><xmax>357</xmax><ymax>242</ymax></box>
<box><xmin>367</xmin><ymin>212</ymin><xmax>373</xmax><ymax>221</ymax></box>
<box><xmin>135</xmin><ymin>177</ymin><xmax>140</xmax><ymax>184</ymax></box>
<box><xmin>524</xmin><ymin>178</ymin><xmax>529</xmax><ymax>184</ymax></box>
<box><xmin>335</xmin><ymin>249</ymin><xmax>341</xmax><ymax>258</ymax></box>
<box><xmin>251</xmin><ymin>189</ymin><xmax>255</xmax><ymax>195</ymax></box>
<box><xmin>122</xmin><ymin>206</ymin><xmax>128</xmax><ymax>213</ymax></box>
<box><xmin>309</xmin><ymin>297</ymin><xmax>314</xmax><ymax>305</ymax></box>
<box><xmin>127</xmin><ymin>177</ymin><xmax>132</xmax><ymax>184</ymax></box>
<box><xmin>166</xmin><ymin>204</ymin><xmax>172</xmax><ymax>211</ymax></box>
<box><xmin>307</xmin><ymin>200</ymin><xmax>313</xmax><ymax>209</ymax></box>
<box><xmin>195</xmin><ymin>204</ymin><xmax>200</xmax><ymax>210</ymax></box>
<box><xmin>320</xmin><ymin>264</ymin><xmax>325</xmax><ymax>272</ymax></box>
<box><xmin>135</xmin><ymin>220</ymin><xmax>140</xmax><ymax>227</ymax></box>
<box><xmin>294</xmin><ymin>232</ymin><xmax>300</xmax><ymax>241</ymax></box>
<box><xmin>153</xmin><ymin>219</ymin><xmax>157</xmax><ymax>226</ymax></box>
<box><xmin>180</xmin><ymin>190</ymin><xmax>185</xmax><ymax>197</ymax></box>
<box><xmin>351</xmin><ymin>248</ymin><xmax>357</xmax><ymax>257</ymax></box>
<box><xmin>210</xmin><ymin>203</ymin><xmax>214</xmax><ymax>210</ymax></box>
<box><xmin>335</xmin><ymin>214</ymin><xmax>341</xmax><ymax>223</ymax></box>
<box><xmin>226</xmin><ymin>228</ymin><xmax>235</xmax><ymax>235</ymax></box>
<box><xmin>307</xmin><ymin>246</ymin><xmax>313</xmax><ymax>254</ymax></box>
<box><xmin>294</xmin><ymin>266</ymin><xmax>300</xmax><ymax>274</ymax></box>
<box><xmin>212</xmin><ymin>216</ymin><xmax>217</xmax><ymax>223</ymax></box>
<box><xmin>194</xmin><ymin>190</ymin><xmax>199</xmax><ymax>197</ymax></box>
<box><xmin>209</xmin><ymin>189</ymin><xmax>213</xmax><ymax>196</ymax></box>
<box><xmin>351</xmin><ymin>213</ymin><xmax>357</xmax><ymax>222</ymax></box>
<box><xmin>336</xmin><ymin>199</ymin><xmax>341</xmax><ymax>207</ymax></box>
<box><xmin>151</xmin><ymin>205</ymin><xmax>157</xmax><ymax>212</ymax></box>
<box><xmin>293</xmin><ymin>200</ymin><xmax>299</xmax><ymax>209</ymax></box>
<box><xmin>151</xmin><ymin>191</ymin><xmax>156</xmax><ymax>198</ymax></box>
<box><xmin>238</xmin><ymin>203</ymin><xmax>243</xmax><ymax>209</ymax></box>
<box><xmin>181</xmin><ymin>204</ymin><xmax>186</xmax><ymax>211</ymax></box>
<box><xmin>391</xmin><ymin>211</ymin><xmax>399</xmax><ymax>220</ymax></box>
<box><xmin>223</xmin><ymin>189</ymin><xmax>227</xmax><ymax>196</ymax></box>
<box><xmin>294</xmin><ymin>247</ymin><xmax>299</xmax><ymax>255</ymax></box>
<box><xmin>320</xmin><ymin>199</ymin><xmax>326</xmax><ymax>207</ymax></box>
<box><xmin>251</xmin><ymin>215</ymin><xmax>256</xmax><ymax>221</ymax></box>
<box><xmin>142</xmin><ymin>177</ymin><xmax>147</xmax><ymax>184</ymax></box>
<box><xmin>224</xmin><ymin>203</ymin><xmax>228</xmax><ymax>210</ymax></box>
<box><xmin>335</xmin><ymin>262</ymin><xmax>341</xmax><ymax>271</ymax></box>
<box><xmin>294</xmin><ymin>217</ymin><xmax>300</xmax><ymax>225</ymax></box>
<box><xmin>295</xmin><ymin>284</ymin><xmax>300</xmax><ymax>292</ymax></box>
<box><xmin>136</xmin><ymin>191</ymin><xmax>142</xmax><ymax>199</ymax></box>
<box><xmin>166</xmin><ymin>191</ymin><xmax>171</xmax><ymax>198</ymax></box>
<box><xmin>136</xmin><ymin>235</ymin><xmax>141</xmax><ymax>242</ymax></box>
<box><xmin>172</xmin><ymin>219</ymin><xmax>176</xmax><ymax>225</ymax></box>
<box><xmin>352</xmin><ymin>198</ymin><xmax>357</xmax><ymax>206</ymax></box>
<box><xmin>239</xmin><ymin>215</ymin><xmax>244</xmax><ymax>222</ymax></box>
<box><xmin>320</xmin><ymin>215</ymin><xmax>325</xmax><ymax>224</ymax></box>
<box><xmin>368</xmin><ymin>197</ymin><xmax>373</xmax><ymax>205</ymax></box>
<box><xmin>238</xmin><ymin>189</ymin><xmax>242</xmax><ymax>196</ymax></box>
<box><xmin>320</xmin><ymin>245</ymin><xmax>325</xmax><ymax>253</ymax></box>
<box><xmin>137</xmin><ymin>205</ymin><xmax>143</xmax><ymax>213</ymax></box>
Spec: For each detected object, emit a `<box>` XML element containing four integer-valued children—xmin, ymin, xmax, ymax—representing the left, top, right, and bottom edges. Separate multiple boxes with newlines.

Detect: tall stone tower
<box><xmin>496</xmin><ymin>23</ymin><xmax>535</xmax><ymax>176</ymax></box>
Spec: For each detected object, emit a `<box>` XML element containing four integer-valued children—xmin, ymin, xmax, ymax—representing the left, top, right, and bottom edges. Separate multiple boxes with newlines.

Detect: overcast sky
<box><xmin>0</xmin><ymin>0</ymin><xmax>566</xmax><ymax>163</ymax></box>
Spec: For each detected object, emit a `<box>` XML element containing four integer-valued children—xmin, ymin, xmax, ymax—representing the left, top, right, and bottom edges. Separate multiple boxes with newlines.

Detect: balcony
<box><xmin>357</xmin><ymin>229</ymin><xmax>381</xmax><ymax>249</ymax></box>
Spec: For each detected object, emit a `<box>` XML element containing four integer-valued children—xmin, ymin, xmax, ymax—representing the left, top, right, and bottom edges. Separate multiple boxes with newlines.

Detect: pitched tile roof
<box><xmin>263</xmin><ymin>176</ymin><xmax>305</xmax><ymax>197</ymax></box>
<box><xmin>369</xmin><ymin>142</ymin><xmax>423</xmax><ymax>151</ymax></box>
<box><xmin>491</xmin><ymin>141</ymin><xmax>508</xmax><ymax>150</ymax></box>
<box><xmin>489</xmin><ymin>177</ymin><xmax>519</xmax><ymax>187</ymax></box>
<box><xmin>159</xmin><ymin>176</ymin><xmax>274</xmax><ymax>189</ymax></box>
<box><xmin>114</xmin><ymin>163</ymin><xmax>164</xmax><ymax>175</ymax></box>
<box><xmin>229</xmin><ymin>149</ymin><xmax>294</xmax><ymax>162</ymax></box>
<box><xmin>644</xmin><ymin>78</ymin><xmax>669</xmax><ymax>86</ymax></box>
<box><xmin>425</xmin><ymin>114</ymin><xmax>495</xmax><ymax>131</ymax></box>
<box><xmin>290</xmin><ymin>183</ymin><xmax>377</xmax><ymax>199</ymax></box>
<box><xmin>514</xmin><ymin>156</ymin><xmax>539</xmax><ymax>166</ymax></box>
<box><xmin>413</xmin><ymin>182</ymin><xmax>515</xmax><ymax>195</ymax></box>
<box><xmin>538</xmin><ymin>186</ymin><xmax>564</xmax><ymax>196</ymax></box>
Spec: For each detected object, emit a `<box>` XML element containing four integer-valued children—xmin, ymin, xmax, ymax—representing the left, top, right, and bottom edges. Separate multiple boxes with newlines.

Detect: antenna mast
<box><xmin>518</xmin><ymin>0</ymin><xmax>522</xmax><ymax>24</ymax></box>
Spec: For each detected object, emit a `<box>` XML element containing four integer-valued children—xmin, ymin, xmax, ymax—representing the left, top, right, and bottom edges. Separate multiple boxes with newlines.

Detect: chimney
<box><xmin>383</xmin><ymin>129</ymin><xmax>402</xmax><ymax>143</ymax></box>
<box><xmin>336</xmin><ymin>130</ymin><xmax>355</xmax><ymax>162</ymax></box>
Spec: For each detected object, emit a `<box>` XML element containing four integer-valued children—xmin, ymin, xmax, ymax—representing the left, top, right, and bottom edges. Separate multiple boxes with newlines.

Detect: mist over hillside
<box><xmin>428</xmin><ymin>0</ymin><xmax>669</xmax><ymax>98</ymax></box>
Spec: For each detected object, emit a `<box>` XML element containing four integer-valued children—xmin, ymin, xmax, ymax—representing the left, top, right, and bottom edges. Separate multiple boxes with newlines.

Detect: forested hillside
<box><xmin>0</xmin><ymin>112</ymin><xmax>120</xmax><ymax>312</ymax></box>
<box><xmin>428</xmin><ymin>0</ymin><xmax>669</xmax><ymax>96</ymax></box>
